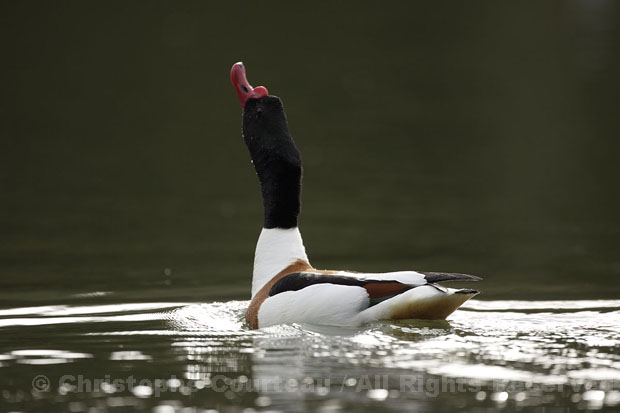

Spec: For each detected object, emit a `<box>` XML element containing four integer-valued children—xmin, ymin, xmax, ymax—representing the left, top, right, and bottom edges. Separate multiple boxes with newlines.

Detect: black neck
<box><xmin>242</xmin><ymin>96</ymin><xmax>302</xmax><ymax>229</ymax></box>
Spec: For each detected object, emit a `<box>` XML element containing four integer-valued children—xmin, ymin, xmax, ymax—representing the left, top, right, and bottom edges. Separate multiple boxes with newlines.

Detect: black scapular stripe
<box><xmin>269</xmin><ymin>272</ymin><xmax>399</xmax><ymax>297</ymax></box>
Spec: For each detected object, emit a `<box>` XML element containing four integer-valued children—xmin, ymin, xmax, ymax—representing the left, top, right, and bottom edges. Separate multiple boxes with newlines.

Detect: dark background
<box><xmin>2</xmin><ymin>1</ymin><xmax>620</xmax><ymax>306</ymax></box>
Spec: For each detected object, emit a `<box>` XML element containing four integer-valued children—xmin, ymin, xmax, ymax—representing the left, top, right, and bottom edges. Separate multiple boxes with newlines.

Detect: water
<box><xmin>2</xmin><ymin>1</ymin><xmax>620</xmax><ymax>412</ymax></box>
<box><xmin>1</xmin><ymin>300</ymin><xmax>619</xmax><ymax>412</ymax></box>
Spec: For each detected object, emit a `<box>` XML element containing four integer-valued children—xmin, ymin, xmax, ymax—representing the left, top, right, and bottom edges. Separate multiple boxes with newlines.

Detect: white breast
<box><xmin>252</xmin><ymin>227</ymin><xmax>309</xmax><ymax>297</ymax></box>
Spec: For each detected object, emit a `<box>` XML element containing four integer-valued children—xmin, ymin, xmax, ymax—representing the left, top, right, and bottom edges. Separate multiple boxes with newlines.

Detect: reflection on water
<box><xmin>1</xmin><ymin>300</ymin><xmax>619</xmax><ymax>412</ymax></box>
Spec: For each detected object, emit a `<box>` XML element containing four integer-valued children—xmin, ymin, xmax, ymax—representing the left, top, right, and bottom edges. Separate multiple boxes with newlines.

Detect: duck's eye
<box><xmin>241</xmin><ymin>85</ymin><xmax>249</xmax><ymax>93</ymax></box>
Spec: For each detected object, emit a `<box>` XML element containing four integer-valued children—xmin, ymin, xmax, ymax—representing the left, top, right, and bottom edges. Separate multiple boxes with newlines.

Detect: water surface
<box><xmin>1</xmin><ymin>299</ymin><xmax>619</xmax><ymax>412</ymax></box>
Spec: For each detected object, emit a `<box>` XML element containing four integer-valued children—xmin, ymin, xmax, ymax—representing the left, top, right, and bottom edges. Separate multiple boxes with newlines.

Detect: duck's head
<box><xmin>231</xmin><ymin>62</ymin><xmax>294</xmax><ymax>161</ymax></box>
<box><xmin>230</xmin><ymin>62</ymin><xmax>302</xmax><ymax>229</ymax></box>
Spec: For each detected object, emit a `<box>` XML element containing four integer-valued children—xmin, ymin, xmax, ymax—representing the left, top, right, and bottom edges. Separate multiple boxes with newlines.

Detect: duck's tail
<box><xmin>357</xmin><ymin>285</ymin><xmax>478</xmax><ymax>323</ymax></box>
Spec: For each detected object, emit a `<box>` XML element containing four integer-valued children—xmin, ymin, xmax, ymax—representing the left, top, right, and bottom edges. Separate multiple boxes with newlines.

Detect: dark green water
<box><xmin>1</xmin><ymin>2</ymin><xmax>620</xmax><ymax>412</ymax></box>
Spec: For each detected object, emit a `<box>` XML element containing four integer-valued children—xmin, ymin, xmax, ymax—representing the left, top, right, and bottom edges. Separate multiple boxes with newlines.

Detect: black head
<box><xmin>242</xmin><ymin>96</ymin><xmax>293</xmax><ymax>161</ymax></box>
<box><xmin>241</xmin><ymin>95</ymin><xmax>302</xmax><ymax>229</ymax></box>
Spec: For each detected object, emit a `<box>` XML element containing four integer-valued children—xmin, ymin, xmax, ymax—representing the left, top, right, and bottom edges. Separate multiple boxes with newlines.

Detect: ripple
<box><xmin>3</xmin><ymin>349</ymin><xmax>93</xmax><ymax>366</ymax></box>
<box><xmin>462</xmin><ymin>299</ymin><xmax>620</xmax><ymax>311</ymax></box>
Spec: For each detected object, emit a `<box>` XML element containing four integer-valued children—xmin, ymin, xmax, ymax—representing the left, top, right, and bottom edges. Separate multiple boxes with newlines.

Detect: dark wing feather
<box><xmin>419</xmin><ymin>272</ymin><xmax>482</xmax><ymax>283</ymax></box>
<box><xmin>362</xmin><ymin>282</ymin><xmax>412</xmax><ymax>298</ymax></box>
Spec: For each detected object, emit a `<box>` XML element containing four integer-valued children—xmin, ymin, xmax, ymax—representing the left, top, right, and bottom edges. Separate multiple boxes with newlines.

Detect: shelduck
<box><xmin>230</xmin><ymin>62</ymin><xmax>481</xmax><ymax>329</ymax></box>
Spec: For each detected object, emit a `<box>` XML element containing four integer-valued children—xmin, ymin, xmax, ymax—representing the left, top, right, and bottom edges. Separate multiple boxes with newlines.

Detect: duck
<box><xmin>230</xmin><ymin>62</ymin><xmax>482</xmax><ymax>329</ymax></box>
